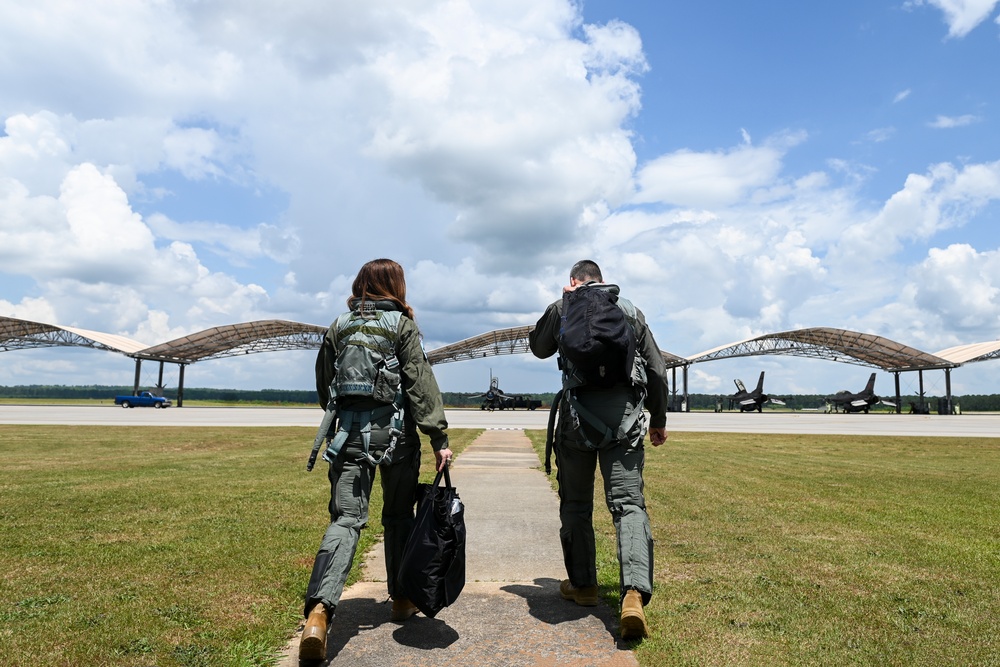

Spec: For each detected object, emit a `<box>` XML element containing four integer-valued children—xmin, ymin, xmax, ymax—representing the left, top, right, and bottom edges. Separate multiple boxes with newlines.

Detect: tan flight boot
<box><xmin>559</xmin><ymin>579</ymin><xmax>598</xmax><ymax>607</ymax></box>
<box><xmin>619</xmin><ymin>589</ymin><xmax>649</xmax><ymax>640</ymax></box>
<box><xmin>390</xmin><ymin>597</ymin><xmax>418</xmax><ymax>622</ymax></box>
<box><xmin>300</xmin><ymin>603</ymin><xmax>329</xmax><ymax>660</ymax></box>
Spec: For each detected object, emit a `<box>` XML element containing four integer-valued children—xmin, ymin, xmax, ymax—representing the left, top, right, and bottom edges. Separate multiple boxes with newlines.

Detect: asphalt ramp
<box><xmin>276</xmin><ymin>429</ymin><xmax>639</xmax><ymax>667</ymax></box>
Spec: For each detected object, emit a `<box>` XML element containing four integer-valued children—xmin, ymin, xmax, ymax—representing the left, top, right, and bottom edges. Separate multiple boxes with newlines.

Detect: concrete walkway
<box><xmin>276</xmin><ymin>429</ymin><xmax>639</xmax><ymax>667</ymax></box>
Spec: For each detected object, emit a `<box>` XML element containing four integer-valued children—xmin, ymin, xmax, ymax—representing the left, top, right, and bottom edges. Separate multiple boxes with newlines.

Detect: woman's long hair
<box><xmin>350</xmin><ymin>258</ymin><xmax>415</xmax><ymax>320</ymax></box>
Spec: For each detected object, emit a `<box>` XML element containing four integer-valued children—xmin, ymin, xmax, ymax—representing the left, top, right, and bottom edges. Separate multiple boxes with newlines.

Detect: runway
<box><xmin>1</xmin><ymin>404</ymin><xmax>998</xmax><ymax>437</ymax></box>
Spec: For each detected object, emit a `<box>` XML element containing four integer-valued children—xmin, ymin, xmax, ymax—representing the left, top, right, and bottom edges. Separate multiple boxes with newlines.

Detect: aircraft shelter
<box><xmin>425</xmin><ymin>325</ymin><xmax>1000</xmax><ymax>413</ymax></box>
<box><xmin>3</xmin><ymin>316</ymin><xmax>1000</xmax><ymax>411</ymax></box>
<box><xmin>0</xmin><ymin>317</ymin><xmax>326</xmax><ymax>406</ymax></box>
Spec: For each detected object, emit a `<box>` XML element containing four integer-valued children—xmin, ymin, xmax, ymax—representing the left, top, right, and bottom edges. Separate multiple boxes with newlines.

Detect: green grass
<box><xmin>525</xmin><ymin>430</ymin><xmax>1000</xmax><ymax>667</ymax></box>
<box><xmin>0</xmin><ymin>425</ymin><xmax>479</xmax><ymax>667</ymax></box>
<box><xmin>5</xmin><ymin>426</ymin><xmax>999</xmax><ymax>666</ymax></box>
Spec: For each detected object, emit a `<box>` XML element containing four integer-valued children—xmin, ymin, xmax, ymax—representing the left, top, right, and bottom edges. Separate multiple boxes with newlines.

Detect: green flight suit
<box><xmin>305</xmin><ymin>299</ymin><xmax>449</xmax><ymax>615</ymax></box>
<box><xmin>529</xmin><ymin>283</ymin><xmax>668</xmax><ymax>604</ymax></box>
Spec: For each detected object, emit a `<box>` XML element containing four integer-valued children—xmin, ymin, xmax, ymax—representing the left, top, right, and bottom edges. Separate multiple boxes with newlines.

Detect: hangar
<box><xmin>2</xmin><ymin>316</ymin><xmax>997</xmax><ymax>411</ymax></box>
<box><xmin>0</xmin><ymin>316</ymin><xmax>326</xmax><ymax>406</ymax></box>
<box><xmin>426</xmin><ymin>325</ymin><xmax>967</xmax><ymax>413</ymax></box>
<box><xmin>426</xmin><ymin>325</ymin><xmax>691</xmax><ymax>410</ymax></box>
<box><xmin>683</xmin><ymin>328</ymin><xmax>958</xmax><ymax>413</ymax></box>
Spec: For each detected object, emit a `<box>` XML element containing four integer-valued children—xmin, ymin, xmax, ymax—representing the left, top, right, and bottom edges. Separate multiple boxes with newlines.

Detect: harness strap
<box><xmin>565</xmin><ymin>387</ymin><xmax>647</xmax><ymax>450</ymax></box>
<box><xmin>322</xmin><ymin>395</ymin><xmax>405</xmax><ymax>467</ymax></box>
<box><xmin>544</xmin><ymin>388</ymin><xmax>564</xmax><ymax>475</ymax></box>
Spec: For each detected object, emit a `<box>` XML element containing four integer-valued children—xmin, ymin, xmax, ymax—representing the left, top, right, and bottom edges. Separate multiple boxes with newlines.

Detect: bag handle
<box><xmin>432</xmin><ymin>464</ymin><xmax>453</xmax><ymax>490</ymax></box>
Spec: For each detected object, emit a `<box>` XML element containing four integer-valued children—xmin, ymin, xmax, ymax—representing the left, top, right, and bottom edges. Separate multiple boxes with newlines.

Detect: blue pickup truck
<box><xmin>114</xmin><ymin>391</ymin><xmax>171</xmax><ymax>409</ymax></box>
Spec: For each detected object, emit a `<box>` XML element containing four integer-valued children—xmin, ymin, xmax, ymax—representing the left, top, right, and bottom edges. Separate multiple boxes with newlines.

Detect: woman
<box><xmin>301</xmin><ymin>258</ymin><xmax>452</xmax><ymax>660</ymax></box>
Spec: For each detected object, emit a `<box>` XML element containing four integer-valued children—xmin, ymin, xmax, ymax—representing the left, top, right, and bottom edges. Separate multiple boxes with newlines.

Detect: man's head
<box><xmin>569</xmin><ymin>260</ymin><xmax>603</xmax><ymax>285</ymax></box>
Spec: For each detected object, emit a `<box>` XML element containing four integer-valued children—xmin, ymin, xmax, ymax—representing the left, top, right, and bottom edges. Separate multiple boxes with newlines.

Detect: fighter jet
<box><xmin>825</xmin><ymin>373</ymin><xmax>894</xmax><ymax>413</ymax></box>
<box><xmin>475</xmin><ymin>372</ymin><xmax>517</xmax><ymax>411</ymax></box>
<box><xmin>729</xmin><ymin>371</ymin><xmax>784</xmax><ymax>412</ymax></box>
<box><xmin>472</xmin><ymin>371</ymin><xmax>541</xmax><ymax>411</ymax></box>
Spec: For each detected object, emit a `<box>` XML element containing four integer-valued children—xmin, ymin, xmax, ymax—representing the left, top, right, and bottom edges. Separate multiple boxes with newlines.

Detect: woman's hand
<box><xmin>434</xmin><ymin>447</ymin><xmax>454</xmax><ymax>472</ymax></box>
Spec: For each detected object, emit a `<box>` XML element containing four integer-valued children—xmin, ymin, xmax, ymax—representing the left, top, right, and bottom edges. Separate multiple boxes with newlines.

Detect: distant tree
<box><xmin>1</xmin><ymin>385</ymin><xmax>997</xmax><ymax>412</ymax></box>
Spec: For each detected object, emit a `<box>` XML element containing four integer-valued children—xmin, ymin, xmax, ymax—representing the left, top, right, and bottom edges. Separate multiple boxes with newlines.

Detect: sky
<box><xmin>2</xmin><ymin>0</ymin><xmax>1000</xmax><ymax>402</ymax></box>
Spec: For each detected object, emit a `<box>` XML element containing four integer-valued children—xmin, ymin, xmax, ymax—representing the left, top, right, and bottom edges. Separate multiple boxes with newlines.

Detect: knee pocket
<box><xmin>333</xmin><ymin>514</ymin><xmax>367</xmax><ymax>530</ymax></box>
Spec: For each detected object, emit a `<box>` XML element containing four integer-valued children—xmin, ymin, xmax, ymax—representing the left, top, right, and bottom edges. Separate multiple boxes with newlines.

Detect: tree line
<box><xmin>2</xmin><ymin>385</ymin><xmax>998</xmax><ymax>412</ymax></box>
<box><xmin>0</xmin><ymin>385</ymin><xmax>319</xmax><ymax>404</ymax></box>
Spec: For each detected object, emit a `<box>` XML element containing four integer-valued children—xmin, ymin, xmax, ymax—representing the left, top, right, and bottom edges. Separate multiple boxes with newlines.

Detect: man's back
<box><xmin>529</xmin><ymin>282</ymin><xmax>669</xmax><ymax>425</ymax></box>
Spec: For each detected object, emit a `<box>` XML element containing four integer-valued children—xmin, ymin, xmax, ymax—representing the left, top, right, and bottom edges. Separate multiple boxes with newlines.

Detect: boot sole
<box><xmin>299</xmin><ymin>631</ymin><xmax>326</xmax><ymax>660</ymax></box>
<box><xmin>620</xmin><ymin>611</ymin><xmax>649</xmax><ymax>640</ymax></box>
<box><xmin>390</xmin><ymin>607</ymin><xmax>418</xmax><ymax>622</ymax></box>
<box><xmin>560</xmin><ymin>591</ymin><xmax>598</xmax><ymax>606</ymax></box>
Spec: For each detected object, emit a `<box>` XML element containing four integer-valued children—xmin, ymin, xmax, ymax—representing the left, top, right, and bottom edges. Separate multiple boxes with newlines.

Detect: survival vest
<box><xmin>332</xmin><ymin>303</ymin><xmax>403</xmax><ymax>403</ymax></box>
<box><xmin>306</xmin><ymin>302</ymin><xmax>405</xmax><ymax>470</ymax></box>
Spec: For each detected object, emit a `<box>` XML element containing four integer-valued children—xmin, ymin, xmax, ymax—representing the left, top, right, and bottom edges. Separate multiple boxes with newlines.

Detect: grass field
<box><xmin>526</xmin><ymin>430</ymin><xmax>1000</xmax><ymax>666</ymax></box>
<box><xmin>2</xmin><ymin>426</ymin><xmax>998</xmax><ymax>666</ymax></box>
<box><xmin>0</xmin><ymin>425</ymin><xmax>478</xmax><ymax>667</ymax></box>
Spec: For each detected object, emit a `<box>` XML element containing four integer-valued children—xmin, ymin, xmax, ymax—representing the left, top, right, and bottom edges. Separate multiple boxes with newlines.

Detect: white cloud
<box><xmin>831</xmin><ymin>160</ymin><xmax>1000</xmax><ymax>264</ymax></box>
<box><xmin>0</xmin><ymin>2</ymin><xmax>242</xmax><ymax>119</ymax></box>
<box><xmin>894</xmin><ymin>89</ymin><xmax>912</xmax><ymax>103</ymax></box>
<box><xmin>904</xmin><ymin>0</ymin><xmax>1000</xmax><ymax>38</ymax></box>
<box><xmin>404</xmin><ymin>258</ymin><xmax>556</xmax><ymax>346</ymax></box>
<box><xmin>866</xmin><ymin>127</ymin><xmax>896</xmax><ymax>143</ymax></box>
<box><xmin>911</xmin><ymin>244</ymin><xmax>1000</xmax><ymax>331</ymax></box>
<box><xmin>162</xmin><ymin>126</ymin><xmax>227</xmax><ymax>180</ymax></box>
<box><xmin>0</xmin><ymin>117</ymin><xmax>285</xmax><ymax>339</ymax></box>
<box><xmin>147</xmin><ymin>214</ymin><xmax>300</xmax><ymax>264</ymax></box>
<box><xmin>0</xmin><ymin>296</ymin><xmax>58</xmax><ymax>323</ymax></box>
<box><xmin>359</xmin><ymin>8</ymin><xmax>647</xmax><ymax>268</ymax></box>
<box><xmin>928</xmin><ymin>114</ymin><xmax>981</xmax><ymax>128</ymax></box>
<box><xmin>633</xmin><ymin>132</ymin><xmax>807</xmax><ymax>209</ymax></box>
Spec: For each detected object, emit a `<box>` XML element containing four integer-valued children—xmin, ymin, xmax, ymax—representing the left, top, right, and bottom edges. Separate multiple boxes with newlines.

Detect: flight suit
<box><xmin>529</xmin><ymin>284</ymin><xmax>668</xmax><ymax>603</ymax></box>
<box><xmin>306</xmin><ymin>299</ymin><xmax>449</xmax><ymax>615</ymax></box>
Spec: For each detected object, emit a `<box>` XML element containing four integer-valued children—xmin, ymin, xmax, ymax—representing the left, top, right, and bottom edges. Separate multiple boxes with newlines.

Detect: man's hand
<box><xmin>434</xmin><ymin>447</ymin><xmax>454</xmax><ymax>472</ymax></box>
<box><xmin>648</xmin><ymin>427</ymin><xmax>667</xmax><ymax>447</ymax></box>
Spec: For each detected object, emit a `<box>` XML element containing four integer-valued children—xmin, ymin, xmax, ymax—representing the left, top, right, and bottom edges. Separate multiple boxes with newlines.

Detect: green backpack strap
<box><xmin>565</xmin><ymin>388</ymin><xmax>646</xmax><ymax>450</ymax></box>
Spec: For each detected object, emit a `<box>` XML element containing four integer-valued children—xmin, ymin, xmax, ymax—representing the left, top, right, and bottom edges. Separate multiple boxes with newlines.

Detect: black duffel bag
<box><xmin>397</xmin><ymin>465</ymin><xmax>466</xmax><ymax>617</ymax></box>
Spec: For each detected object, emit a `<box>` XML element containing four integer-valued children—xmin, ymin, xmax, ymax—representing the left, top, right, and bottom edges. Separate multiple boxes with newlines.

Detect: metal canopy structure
<box><xmin>427</xmin><ymin>326</ymin><xmax>534</xmax><ymax>365</ymax></box>
<box><xmin>688</xmin><ymin>327</ymin><xmax>953</xmax><ymax>372</ymax></box>
<box><xmin>0</xmin><ymin>316</ymin><xmax>149</xmax><ymax>355</ymax></box>
<box><xmin>934</xmin><ymin>341</ymin><xmax>1000</xmax><ymax>365</ymax></box>
<box><xmin>425</xmin><ymin>324</ymin><xmax>689</xmax><ymax>368</ymax></box>
<box><xmin>132</xmin><ymin>320</ymin><xmax>328</xmax><ymax>406</ymax></box>
<box><xmin>2</xmin><ymin>315</ymin><xmax>995</xmax><ymax>414</ymax></box>
<box><xmin>686</xmin><ymin>327</ymin><xmax>958</xmax><ymax>414</ymax></box>
<box><xmin>425</xmin><ymin>324</ymin><xmax>691</xmax><ymax>413</ymax></box>
<box><xmin>139</xmin><ymin>319</ymin><xmax>328</xmax><ymax>363</ymax></box>
<box><xmin>0</xmin><ymin>316</ymin><xmax>328</xmax><ymax>406</ymax></box>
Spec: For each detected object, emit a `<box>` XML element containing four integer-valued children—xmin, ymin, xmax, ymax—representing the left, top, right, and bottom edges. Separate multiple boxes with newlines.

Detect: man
<box><xmin>529</xmin><ymin>259</ymin><xmax>668</xmax><ymax>640</ymax></box>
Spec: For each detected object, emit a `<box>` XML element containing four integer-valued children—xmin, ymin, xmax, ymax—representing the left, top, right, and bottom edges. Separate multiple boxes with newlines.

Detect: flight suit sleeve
<box><xmin>398</xmin><ymin>316</ymin><xmax>450</xmax><ymax>452</ymax></box>
<box><xmin>314</xmin><ymin>326</ymin><xmax>337</xmax><ymax>409</ymax></box>
<box><xmin>528</xmin><ymin>301</ymin><xmax>561</xmax><ymax>359</ymax></box>
<box><xmin>635</xmin><ymin>308</ymin><xmax>669</xmax><ymax>429</ymax></box>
